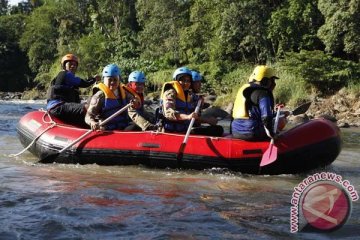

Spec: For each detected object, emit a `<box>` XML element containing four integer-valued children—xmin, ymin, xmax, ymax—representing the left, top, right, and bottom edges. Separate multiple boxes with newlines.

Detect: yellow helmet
<box><xmin>248</xmin><ymin>65</ymin><xmax>278</xmax><ymax>82</ymax></box>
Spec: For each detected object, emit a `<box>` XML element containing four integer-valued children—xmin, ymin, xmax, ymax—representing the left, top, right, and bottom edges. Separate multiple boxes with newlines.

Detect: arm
<box><xmin>128</xmin><ymin>108</ymin><xmax>154</xmax><ymax>131</ymax></box>
<box><xmin>125</xmin><ymin>90</ymin><xmax>142</xmax><ymax>110</ymax></box>
<box><xmin>162</xmin><ymin>89</ymin><xmax>198</xmax><ymax>121</ymax></box>
<box><xmin>85</xmin><ymin>91</ymin><xmax>104</xmax><ymax>130</ymax></box>
<box><xmin>65</xmin><ymin>72</ymin><xmax>99</xmax><ymax>88</ymax></box>
<box><xmin>251</xmin><ymin>90</ymin><xmax>274</xmax><ymax>136</ymax></box>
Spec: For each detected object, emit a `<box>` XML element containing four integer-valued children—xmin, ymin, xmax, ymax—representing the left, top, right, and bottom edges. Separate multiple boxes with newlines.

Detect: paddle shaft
<box><xmin>182</xmin><ymin>100</ymin><xmax>202</xmax><ymax>144</ymax></box>
<box><xmin>55</xmin><ymin>103</ymin><xmax>132</xmax><ymax>155</ymax></box>
<box><xmin>273</xmin><ymin>105</ymin><xmax>282</xmax><ymax>133</ymax></box>
<box><xmin>177</xmin><ymin>99</ymin><xmax>203</xmax><ymax>161</ymax></box>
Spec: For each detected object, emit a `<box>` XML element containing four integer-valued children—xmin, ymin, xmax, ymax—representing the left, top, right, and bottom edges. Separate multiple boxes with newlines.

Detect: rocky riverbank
<box><xmin>1</xmin><ymin>89</ymin><xmax>359</xmax><ymax>128</ymax></box>
<box><xmin>0</xmin><ymin>92</ymin><xmax>23</xmax><ymax>100</ymax></box>
<box><xmin>305</xmin><ymin>88</ymin><xmax>360</xmax><ymax>128</ymax></box>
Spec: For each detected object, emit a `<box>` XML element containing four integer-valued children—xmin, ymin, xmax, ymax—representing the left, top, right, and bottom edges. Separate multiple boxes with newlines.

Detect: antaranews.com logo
<box><xmin>290</xmin><ymin>172</ymin><xmax>359</xmax><ymax>233</ymax></box>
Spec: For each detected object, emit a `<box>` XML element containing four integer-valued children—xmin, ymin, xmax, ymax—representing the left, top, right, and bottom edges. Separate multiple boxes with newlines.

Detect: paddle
<box><xmin>176</xmin><ymin>99</ymin><xmax>203</xmax><ymax>165</ymax></box>
<box><xmin>40</xmin><ymin>103</ymin><xmax>131</xmax><ymax>163</ymax></box>
<box><xmin>290</xmin><ymin>101</ymin><xmax>311</xmax><ymax>116</ymax></box>
<box><xmin>260</xmin><ymin>105</ymin><xmax>282</xmax><ymax>167</ymax></box>
<box><xmin>259</xmin><ymin>102</ymin><xmax>312</xmax><ymax>167</ymax></box>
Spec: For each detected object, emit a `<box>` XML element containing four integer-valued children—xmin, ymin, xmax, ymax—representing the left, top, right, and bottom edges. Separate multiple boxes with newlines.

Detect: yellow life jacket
<box><xmin>232</xmin><ymin>83</ymin><xmax>251</xmax><ymax>119</ymax></box>
<box><xmin>93</xmin><ymin>82</ymin><xmax>127</xmax><ymax>100</ymax></box>
<box><xmin>161</xmin><ymin>81</ymin><xmax>191</xmax><ymax>102</ymax></box>
<box><xmin>93</xmin><ymin>83</ymin><xmax>141</xmax><ymax>101</ymax></box>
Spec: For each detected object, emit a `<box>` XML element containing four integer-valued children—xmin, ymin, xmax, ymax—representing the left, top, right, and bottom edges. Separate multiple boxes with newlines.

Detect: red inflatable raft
<box><xmin>16</xmin><ymin>110</ymin><xmax>341</xmax><ymax>174</ymax></box>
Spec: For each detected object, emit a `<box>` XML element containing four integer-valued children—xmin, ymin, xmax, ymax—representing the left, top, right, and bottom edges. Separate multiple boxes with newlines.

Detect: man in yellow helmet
<box><xmin>231</xmin><ymin>65</ymin><xmax>279</xmax><ymax>141</ymax></box>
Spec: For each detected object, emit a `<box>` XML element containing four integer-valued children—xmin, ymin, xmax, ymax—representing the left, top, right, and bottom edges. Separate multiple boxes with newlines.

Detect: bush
<box><xmin>146</xmin><ymin>69</ymin><xmax>173</xmax><ymax>93</ymax></box>
<box><xmin>272</xmin><ymin>69</ymin><xmax>311</xmax><ymax>107</ymax></box>
<box><xmin>277</xmin><ymin>50</ymin><xmax>360</xmax><ymax>95</ymax></box>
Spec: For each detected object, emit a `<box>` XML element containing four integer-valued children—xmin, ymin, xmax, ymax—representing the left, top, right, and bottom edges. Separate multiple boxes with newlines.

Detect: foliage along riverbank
<box><xmin>1</xmin><ymin>1</ymin><xmax>360</xmax><ymax>94</ymax></box>
<box><xmin>1</xmin><ymin>0</ymin><xmax>359</xmax><ymax>127</ymax></box>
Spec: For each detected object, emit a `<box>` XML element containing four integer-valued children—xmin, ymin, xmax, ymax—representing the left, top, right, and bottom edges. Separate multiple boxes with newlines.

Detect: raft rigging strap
<box><xmin>9</xmin><ymin>109</ymin><xmax>57</xmax><ymax>157</ymax></box>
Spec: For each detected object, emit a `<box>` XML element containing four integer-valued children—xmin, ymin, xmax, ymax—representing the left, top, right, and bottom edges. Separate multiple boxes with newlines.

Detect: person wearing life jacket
<box><xmin>159</xmin><ymin>67</ymin><xmax>223</xmax><ymax>136</ymax></box>
<box><xmin>126</xmin><ymin>71</ymin><xmax>157</xmax><ymax>131</ymax></box>
<box><xmin>231</xmin><ymin>65</ymin><xmax>283</xmax><ymax>141</ymax></box>
<box><xmin>159</xmin><ymin>67</ymin><xmax>199</xmax><ymax>133</ymax></box>
<box><xmin>46</xmin><ymin>53</ymin><xmax>100</xmax><ymax>126</ymax></box>
<box><xmin>85</xmin><ymin>64</ymin><xmax>140</xmax><ymax>131</ymax></box>
<box><xmin>190</xmin><ymin>70</ymin><xmax>224</xmax><ymax>137</ymax></box>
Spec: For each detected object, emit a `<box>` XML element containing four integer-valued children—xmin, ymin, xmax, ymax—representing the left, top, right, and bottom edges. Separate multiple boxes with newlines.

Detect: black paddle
<box><xmin>40</xmin><ymin>103</ymin><xmax>131</xmax><ymax>163</ymax></box>
<box><xmin>289</xmin><ymin>101</ymin><xmax>312</xmax><ymax>116</ymax></box>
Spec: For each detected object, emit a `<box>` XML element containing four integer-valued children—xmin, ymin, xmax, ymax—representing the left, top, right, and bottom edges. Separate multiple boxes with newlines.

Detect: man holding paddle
<box><xmin>159</xmin><ymin>67</ymin><xmax>223</xmax><ymax>136</ymax></box>
<box><xmin>85</xmin><ymin>64</ymin><xmax>141</xmax><ymax>131</ymax></box>
<box><xmin>159</xmin><ymin>67</ymin><xmax>200</xmax><ymax>133</ymax></box>
<box><xmin>231</xmin><ymin>65</ymin><xmax>288</xmax><ymax>141</ymax></box>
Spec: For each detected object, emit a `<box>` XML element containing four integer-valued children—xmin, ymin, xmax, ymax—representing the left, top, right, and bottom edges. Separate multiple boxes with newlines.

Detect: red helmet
<box><xmin>61</xmin><ymin>54</ymin><xmax>79</xmax><ymax>68</ymax></box>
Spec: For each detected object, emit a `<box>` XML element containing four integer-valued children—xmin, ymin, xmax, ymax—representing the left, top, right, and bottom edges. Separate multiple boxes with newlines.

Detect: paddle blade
<box><xmin>176</xmin><ymin>143</ymin><xmax>186</xmax><ymax>161</ymax></box>
<box><xmin>292</xmin><ymin>102</ymin><xmax>311</xmax><ymax>116</ymax></box>
<box><xmin>260</xmin><ymin>143</ymin><xmax>278</xmax><ymax>167</ymax></box>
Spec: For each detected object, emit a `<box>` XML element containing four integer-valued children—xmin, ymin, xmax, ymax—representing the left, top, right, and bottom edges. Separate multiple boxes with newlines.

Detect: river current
<box><xmin>0</xmin><ymin>100</ymin><xmax>359</xmax><ymax>239</ymax></box>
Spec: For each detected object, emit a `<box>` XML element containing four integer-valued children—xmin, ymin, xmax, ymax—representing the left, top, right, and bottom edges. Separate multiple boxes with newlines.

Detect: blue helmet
<box><xmin>128</xmin><ymin>71</ymin><xmax>146</xmax><ymax>83</ymax></box>
<box><xmin>191</xmin><ymin>71</ymin><xmax>202</xmax><ymax>82</ymax></box>
<box><xmin>102</xmin><ymin>64</ymin><xmax>121</xmax><ymax>77</ymax></box>
<box><xmin>172</xmin><ymin>67</ymin><xmax>192</xmax><ymax>81</ymax></box>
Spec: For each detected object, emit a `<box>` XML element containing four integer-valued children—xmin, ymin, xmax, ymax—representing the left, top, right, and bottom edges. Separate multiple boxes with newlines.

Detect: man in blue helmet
<box><xmin>191</xmin><ymin>70</ymin><xmax>202</xmax><ymax>94</ymax></box>
<box><xmin>126</xmin><ymin>71</ymin><xmax>157</xmax><ymax>131</ymax></box>
<box><xmin>190</xmin><ymin>70</ymin><xmax>224</xmax><ymax>137</ymax></box>
<box><xmin>159</xmin><ymin>67</ymin><xmax>199</xmax><ymax>133</ymax></box>
<box><xmin>46</xmin><ymin>53</ymin><xmax>100</xmax><ymax>126</ymax></box>
<box><xmin>85</xmin><ymin>64</ymin><xmax>140</xmax><ymax>130</ymax></box>
<box><xmin>158</xmin><ymin>67</ymin><xmax>223</xmax><ymax>136</ymax></box>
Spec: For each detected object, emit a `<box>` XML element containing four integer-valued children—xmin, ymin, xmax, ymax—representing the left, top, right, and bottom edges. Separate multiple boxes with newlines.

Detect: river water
<box><xmin>0</xmin><ymin>100</ymin><xmax>359</xmax><ymax>239</ymax></box>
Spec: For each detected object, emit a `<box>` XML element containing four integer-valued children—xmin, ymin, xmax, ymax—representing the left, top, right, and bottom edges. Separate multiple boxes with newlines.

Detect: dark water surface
<box><xmin>1</xmin><ymin>100</ymin><xmax>359</xmax><ymax>239</ymax></box>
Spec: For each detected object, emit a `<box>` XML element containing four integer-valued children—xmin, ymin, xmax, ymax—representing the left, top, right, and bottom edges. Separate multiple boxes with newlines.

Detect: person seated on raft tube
<box><xmin>126</xmin><ymin>71</ymin><xmax>157</xmax><ymax>131</ymax></box>
<box><xmin>190</xmin><ymin>70</ymin><xmax>224</xmax><ymax>137</ymax></box>
<box><xmin>46</xmin><ymin>53</ymin><xmax>100</xmax><ymax>126</ymax></box>
<box><xmin>231</xmin><ymin>65</ymin><xmax>288</xmax><ymax>141</ymax></box>
<box><xmin>85</xmin><ymin>64</ymin><xmax>141</xmax><ymax>131</ymax></box>
<box><xmin>158</xmin><ymin>67</ymin><xmax>223</xmax><ymax>137</ymax></box>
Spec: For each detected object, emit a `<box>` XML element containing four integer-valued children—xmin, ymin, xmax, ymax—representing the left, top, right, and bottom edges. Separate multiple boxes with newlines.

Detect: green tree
<box><xmin>0</xmin><ymin>14</ymin><xmax>32</xmax><ymax>91</ymax></box>
<box><xmin>215</xmin><ymin>0</ymin><xmax>273</xmax><ymax>63</ymax></box>
<box><xmin>318</xmin><ymin>0</ymin><xmax>360</xmax><ymax>61</ymax></box>
<box><xmin>268</xmin><ymin>0</ymin><xmax>324</xmax><ymax>56</ymax></box>
<box><xmin>0</xmin><ymin>0</ymin><xmax>8</xmax><ymax>15</ymax></box>
<box><xmin>136</xmin><ymin>0</ymin><xmax>191</xmax><ymax>66</ymax></box>
<box><xmin>19</xmin><ymin>1</ymin><xmax>59</xmax><ymax>87</ymax></box>
<box><xmin>179</xmin><ymin>0</ymin><xmax>224</xmax><ymax>64</ymax></box>
<box><xmin>76</xmin><ymin>30</ymin><xmax>108</xmax><ymax>75</ymax></box>
<box><xmin>89</xmin><ymin>0</ymin><xmax>140</xmax><ymax>59</ymax></box>
<box><xmin>56</xmin><ymin>0</ymin><xmax>91</xmax><ymax>55</ymax></box>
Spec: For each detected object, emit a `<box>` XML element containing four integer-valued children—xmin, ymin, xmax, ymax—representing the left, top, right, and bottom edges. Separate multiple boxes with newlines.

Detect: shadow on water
<box><xmin>0</xmin><ymin>101</ymin><xmax>359</xmax><ymax>239</ymax></box>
